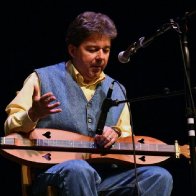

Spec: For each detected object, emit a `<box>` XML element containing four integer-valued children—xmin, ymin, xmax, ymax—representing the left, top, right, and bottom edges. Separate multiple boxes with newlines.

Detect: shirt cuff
<box><xmin>111</xmin><ymin>126</ymin><xmax>122</xmax><ymax>137</ymax></box>
<box><xmin>18</xmin><ymin>111</ymin><xmax>37</xmax><ymax>132</ymax></box>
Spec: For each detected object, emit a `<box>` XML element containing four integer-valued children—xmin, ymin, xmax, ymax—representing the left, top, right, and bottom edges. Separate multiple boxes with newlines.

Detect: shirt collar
<box><xmin>67</xmin><ymin>60</ymin><xmax>105</xmax><ymax>87</ymax></box>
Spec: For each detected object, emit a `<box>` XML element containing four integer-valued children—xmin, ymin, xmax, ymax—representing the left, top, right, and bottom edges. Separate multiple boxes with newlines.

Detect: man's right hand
<box><xmin>28</xmin><ymin>85</ymin><xmax>62</xmax><ymax>122</ymax></box>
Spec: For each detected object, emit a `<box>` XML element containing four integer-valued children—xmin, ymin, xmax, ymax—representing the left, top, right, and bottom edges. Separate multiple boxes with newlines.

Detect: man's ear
<box><xmin>68</xmin><ymin>44</ymin><xmax>76</xmax><ymax>58</ymax></box>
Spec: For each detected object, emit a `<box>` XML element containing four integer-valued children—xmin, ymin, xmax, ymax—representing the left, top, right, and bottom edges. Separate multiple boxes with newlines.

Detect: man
<box><xmin>4</xmin><ymin>11</ymin><xmax>173</xmax><ymax>195</ymax></box>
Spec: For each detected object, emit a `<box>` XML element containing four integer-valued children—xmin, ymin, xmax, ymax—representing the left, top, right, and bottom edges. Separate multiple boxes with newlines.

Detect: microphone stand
<box><xmin>118</xmin><ymin>10</ymin><xmax>196</xmax><ymax>195</ymax></box>
<box><xmin>177</xmin><ymin>11</ymin><xmax>196</xmax><ymax>196</ymax></box>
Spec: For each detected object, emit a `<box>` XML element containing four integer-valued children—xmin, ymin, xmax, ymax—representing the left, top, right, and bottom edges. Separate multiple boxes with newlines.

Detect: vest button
<box><xmin>88</xmin><ymin>118</ymin><xmax>92</xmax><ymax>123</ymax></box>
<box><xmin>87</xmin><ymin>103</ymin><xmax>91</xmax><ymax>108</ymax></box>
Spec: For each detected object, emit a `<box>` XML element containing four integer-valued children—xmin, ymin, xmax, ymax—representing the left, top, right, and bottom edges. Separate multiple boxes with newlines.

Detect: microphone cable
<box><xmin>114</xmin><ymin>80</ymin><xmax>140</xmax><ymax>196</ymax></box>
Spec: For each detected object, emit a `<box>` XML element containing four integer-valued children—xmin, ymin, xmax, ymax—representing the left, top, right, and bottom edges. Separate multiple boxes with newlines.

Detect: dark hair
<box><xmin>66</xmin><ymin>11</ymin><xmax>117</xmax><ymax>47</ymax></box>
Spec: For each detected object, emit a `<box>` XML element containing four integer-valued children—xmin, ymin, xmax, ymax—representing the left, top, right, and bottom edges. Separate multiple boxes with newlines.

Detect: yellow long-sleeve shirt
<box><xmin>4</xmin><ymin>62</ymin><xmax>132</xmax><ymax>137</ymax></box>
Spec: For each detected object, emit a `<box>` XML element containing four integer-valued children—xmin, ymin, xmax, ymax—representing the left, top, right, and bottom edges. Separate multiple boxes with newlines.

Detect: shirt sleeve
<box><xmin>4</xmin><ymin>72</ymin><xmax>40</xmax><ymax>135</ymax></box>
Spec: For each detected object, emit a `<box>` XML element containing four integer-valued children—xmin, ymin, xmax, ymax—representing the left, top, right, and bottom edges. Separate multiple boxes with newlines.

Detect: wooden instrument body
<box><xmin>0</xmin><ymin>128</ymin><xmax>189</xmax><ymax>167</ymax></box>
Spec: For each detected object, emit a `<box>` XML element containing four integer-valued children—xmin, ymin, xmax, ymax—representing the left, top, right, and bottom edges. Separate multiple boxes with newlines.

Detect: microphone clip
<box><xmin>96</xmin><ymin>97</ymin><xmax>118</xmax><ymax>135</ymax></box>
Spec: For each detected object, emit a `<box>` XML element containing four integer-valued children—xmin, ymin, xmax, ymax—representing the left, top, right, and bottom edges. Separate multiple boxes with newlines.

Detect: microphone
<box><xmin>96</xmin><ymin>81</ymin><xmax>115</xmax><ymax>135</ymax></box>
<box><xmin>118</xmin><ymin>37</ymin><xmax>145</xmax><ymax>63</ymax></box>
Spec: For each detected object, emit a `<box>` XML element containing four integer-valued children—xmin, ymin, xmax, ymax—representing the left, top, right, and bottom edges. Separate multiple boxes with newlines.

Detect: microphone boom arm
<box><xmin>118</xmin><ymin>19</ymin><xmax>181</xmax><ymax>63</ymax></box>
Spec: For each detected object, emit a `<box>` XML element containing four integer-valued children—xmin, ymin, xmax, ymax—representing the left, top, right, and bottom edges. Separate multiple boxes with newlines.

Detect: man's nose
<box><xmin>96</xmin><ymin>50</ymin><xmax>105</xmax><ymax>59</ymax></box>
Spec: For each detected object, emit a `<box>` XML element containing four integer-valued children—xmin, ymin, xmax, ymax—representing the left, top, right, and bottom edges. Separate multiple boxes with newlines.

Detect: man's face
<box><xmin>68</xmin><ymin>33</ymin><xmax>111</xmax><ymax>83</ymax></box>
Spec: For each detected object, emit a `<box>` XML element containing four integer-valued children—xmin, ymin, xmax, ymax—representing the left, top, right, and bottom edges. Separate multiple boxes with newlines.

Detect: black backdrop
<box><xmin>1</xmin><ymin>0</ymin><xmax>196</xmax><ymax>195</ymax></box>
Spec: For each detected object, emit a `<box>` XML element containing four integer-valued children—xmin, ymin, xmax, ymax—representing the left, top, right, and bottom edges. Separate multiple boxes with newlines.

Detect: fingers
<box><xmin>40</xmin><ymin>92</ymin><xmax>55</xmax><ymax>103</ymax></box>
<box><xmin>40</xmin><ymin>97</ymin><xmax>62</xmax><ymax>114</ymax></box>
<box><xmin>95</xmin><ymin>127</ymin><xmax>118</xmax><ymax>148</ymax></box>
<box><xmin>40</xmin><ymin>92</ymin><xmax>60</xmax><ymax>108</ymax></box>
<box><xmin>31</xmin><ymin>87</ymin><xmax>62</xmax><ymax>119</ymax></box>
<box><xmin>104</xmin><ymin>135</ymin><xmax>115</xmax><ymax>148</ymax></box>
<box><xmin>48</xmin><ymin>102</ymin><xmax>62</xmax><ymax>113</ymax></box>
<box><xmin>95</xmin><ymin>135</ymin><xmax>115</xmax><ymax>148</ymax></box>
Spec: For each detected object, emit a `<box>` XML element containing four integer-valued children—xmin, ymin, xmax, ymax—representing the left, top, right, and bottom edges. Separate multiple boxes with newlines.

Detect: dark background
<box><xmin>1</xmin><ymin>0</ymin><xmax>196</xmax><ymax>195</ymax></box>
